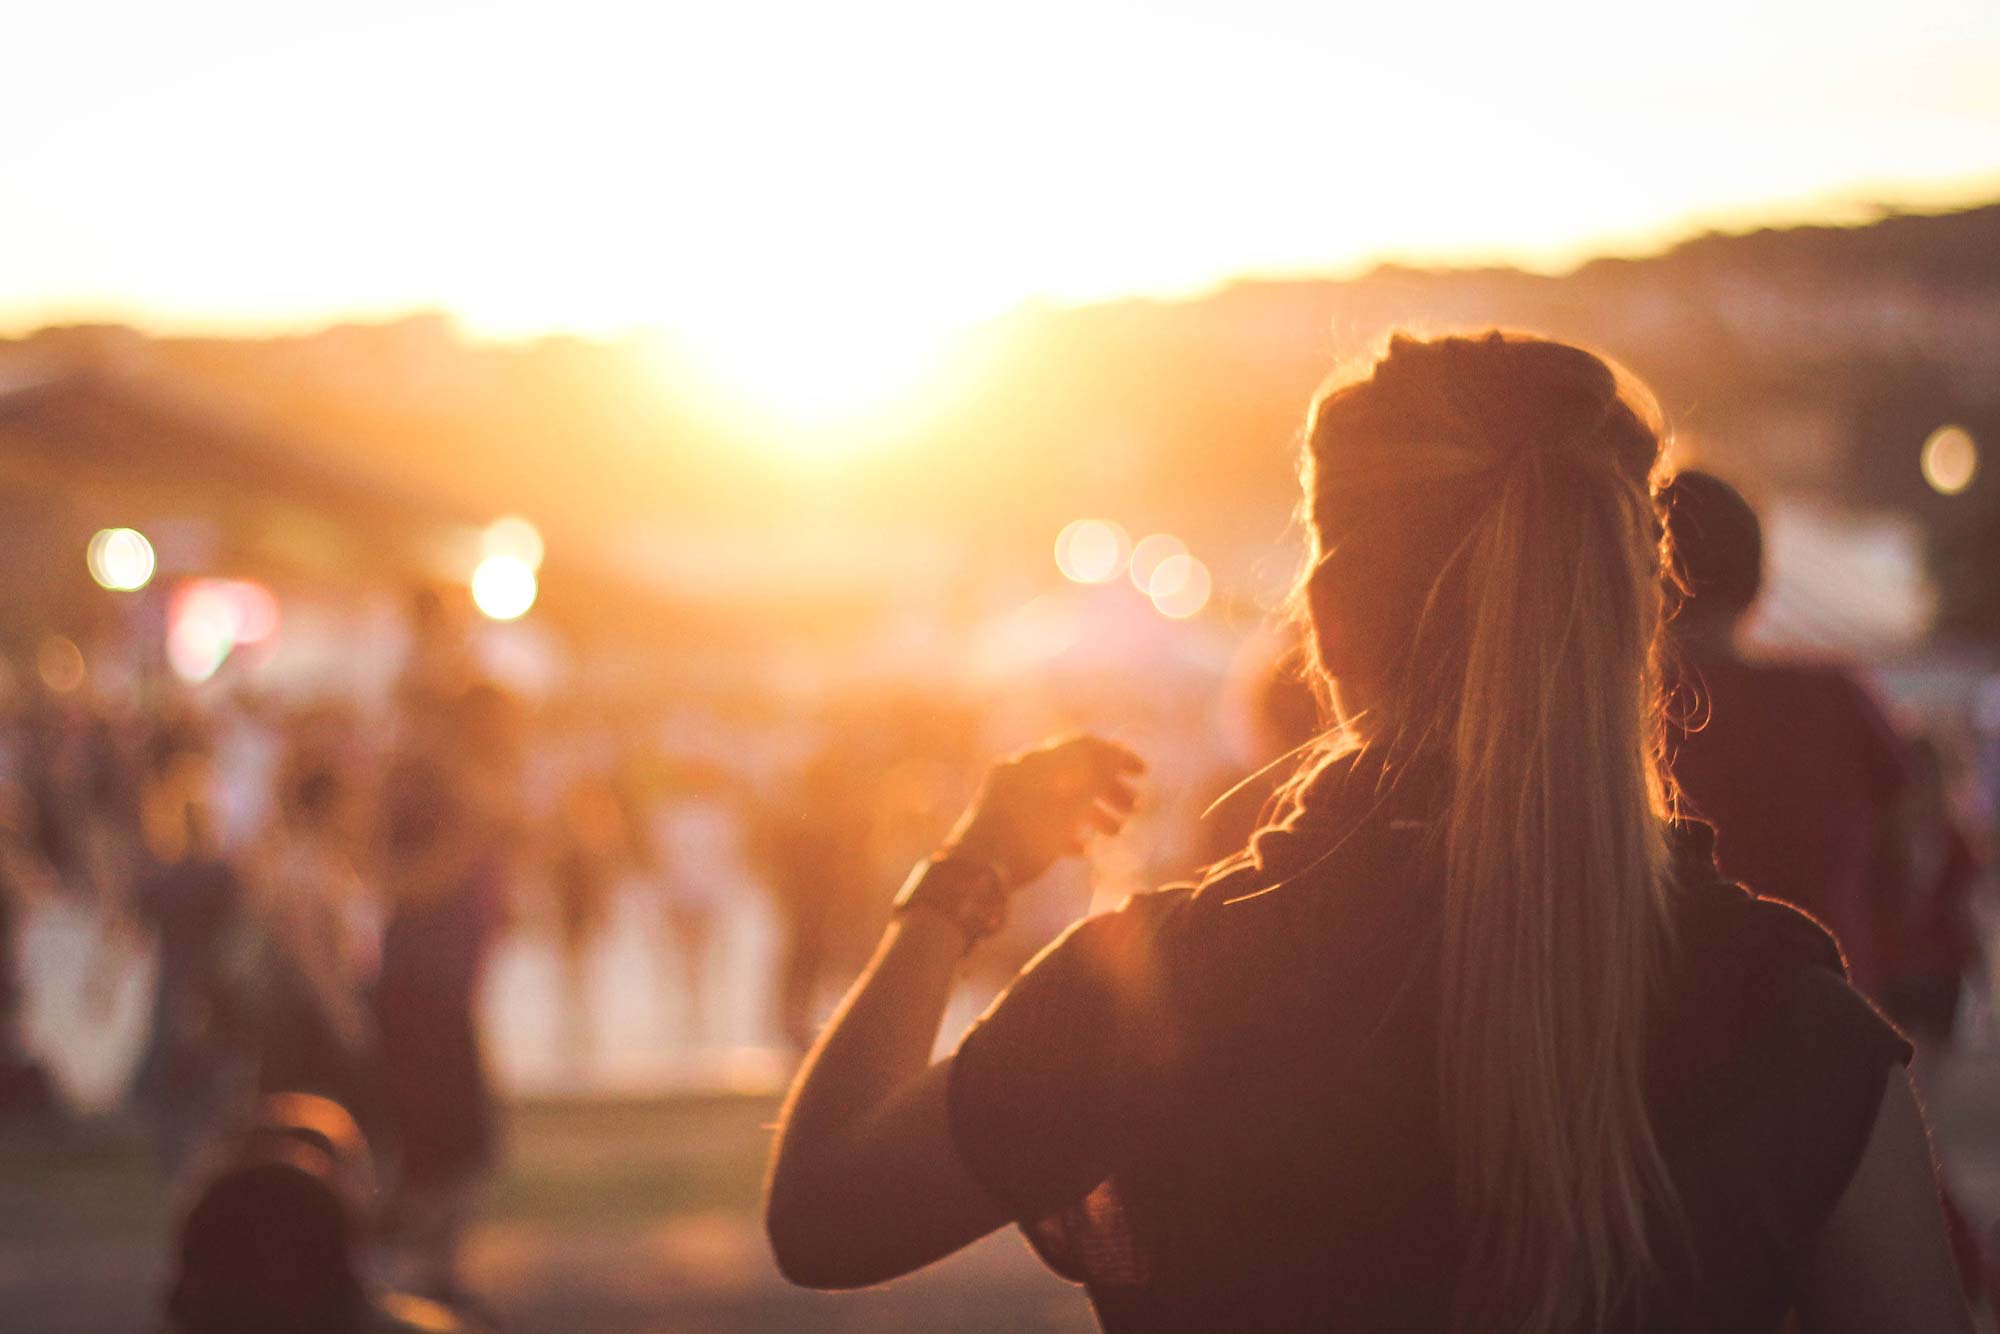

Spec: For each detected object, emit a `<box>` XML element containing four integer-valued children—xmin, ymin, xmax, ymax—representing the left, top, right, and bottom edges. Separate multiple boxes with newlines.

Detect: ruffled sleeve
<box><xmin>1699</xmin><ymin>889</ymin><xmax>1915</xmax><ymax>1289</ymax></box>
<box><xmin>945</xmin><ymin>887</ymin><xmax>1191</xmax><ymax>1281</ymax></box>
<box><xmin>1759</xmin><ymin>943</ymin><xmax>1914</xmax><ymax>1286</ymax></box>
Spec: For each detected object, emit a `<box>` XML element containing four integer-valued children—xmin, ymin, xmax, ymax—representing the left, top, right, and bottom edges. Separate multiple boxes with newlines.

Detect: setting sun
<box><xmin>7</xmin><ymin>2</ymin><xmax>1995</xmax><ymax>361</ymax></box>
<box><xmin>657</xmin><ymin>302</ymin><xmax>962</xmax><ymax>443</ymax></box>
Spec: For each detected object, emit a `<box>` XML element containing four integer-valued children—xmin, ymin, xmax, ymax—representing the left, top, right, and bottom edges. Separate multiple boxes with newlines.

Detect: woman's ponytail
<box><xmin>1440</xmin><ymin>441</ymin><xmax>1677</xmax><ymax>1331</ymax></box>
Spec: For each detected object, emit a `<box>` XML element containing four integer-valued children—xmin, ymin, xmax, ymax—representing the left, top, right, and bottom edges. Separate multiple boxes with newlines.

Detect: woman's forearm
<box><xmin>769</xmin><ymin>912</ymin><xmax>964</xmax><ymax>1177</ymax></box>
<box><xmin>765</xmin><ymin>910</ymin><xmax>983</xmax><ymax>1284</ymax></box>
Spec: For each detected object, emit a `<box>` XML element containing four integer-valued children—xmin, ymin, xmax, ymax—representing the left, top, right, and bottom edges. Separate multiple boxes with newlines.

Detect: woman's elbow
<box><xmin>764</xmin><ymin>1176</ymin><xmax>867</xmax><ymax>1289</ymax></box>
<box><xmin>765</xmin><ymin>1215</ymin><xmax>836</xmax><ymax>1288</ymax></box>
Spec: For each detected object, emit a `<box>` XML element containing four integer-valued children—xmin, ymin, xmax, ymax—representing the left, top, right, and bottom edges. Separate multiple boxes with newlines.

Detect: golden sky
<box><xmin>6</xmin><ymin>0</ymin><xmax>1998</xmax><ymax>354</ymax></box>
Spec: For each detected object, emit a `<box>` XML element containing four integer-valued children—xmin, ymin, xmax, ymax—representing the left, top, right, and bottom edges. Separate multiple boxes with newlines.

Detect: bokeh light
<box><xmin>167</xmin><ymin>579</ymin><xmax>281</xmax><ymax>684</ymax></box>
<box><xmin>169</xmin><ymin>595</ymin><xmax>235</xmax><ymax>685</ymax></box>
<box><xmin>1128</xmin><ymin>533</ymin><xmax>1187</xmax><ymax>593</ymax></box>
<box><xmin>1921</xmin><ymin>425</ymin><xmax>1979</xmax><ymax>495</ymax></box>
<box><xmin>1054</xmin><ymin>519</ymin><xmax>1130</xmax><ymax>584</ymax></box>
<box><xmin>1147</xmin><ymin>552</ymin><xmax>1212</xmax><ymax>619</ymax></box>
<box><xmin>482</xmin><ymin>515</ymin><xmax>546</xmax><ymax>570</ymax></box>
<box><xmin>35</xmin><ymin>635</ymin><xmax>86</xmax><ymax>694</ymax></box>
<box><xmin>86</xmin><ymin>527</ymin><xmax>156</xmax><ymax>592</ymax></box>
<box><xmin>472</xmin><ymin>554</ymin><xmax>539</xmax><ymax>620</ymax></box>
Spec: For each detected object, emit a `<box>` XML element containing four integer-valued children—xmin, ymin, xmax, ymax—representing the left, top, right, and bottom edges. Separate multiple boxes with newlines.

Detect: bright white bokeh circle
<box><xmin>1147</xmin><ymin>552</ymin><xmax>1212</xmax><ymax>619</ymax></box>
<box><xmin>1054</xmin><ymin>519</ymin><xmax>1129</xmax><ymax>584</ymax></box>
<box><xmin>472</xmin><ymin>554</ymin><xmax>538</xmax><ymax>620</ymax></box>
<box><xmin>87</xmin><ymin>528</ymin><xmax>155</xmax><ymax>591</ymax></box>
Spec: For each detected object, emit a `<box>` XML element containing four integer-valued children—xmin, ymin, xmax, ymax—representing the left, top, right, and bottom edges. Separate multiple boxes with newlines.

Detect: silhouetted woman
<box><xmin>765</xmin><ymin>332</ymin><xmax>1971</xmax><ymax>1331</ymax></box>
<box><xmin>374</xmin><ymin>682</ymin><xmax>519</xmax><ymax>1303</ymax></box>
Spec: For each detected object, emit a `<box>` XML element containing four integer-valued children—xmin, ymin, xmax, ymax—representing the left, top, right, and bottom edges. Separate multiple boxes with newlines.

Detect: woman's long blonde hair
<box><xmin>1296</xmin><ymin>331</ymin><xmax>1682</xmax><ymax>1330</ymax></box>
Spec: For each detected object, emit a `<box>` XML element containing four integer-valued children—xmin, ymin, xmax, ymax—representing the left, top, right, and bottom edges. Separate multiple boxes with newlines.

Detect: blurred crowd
<box><xmin>0</xmin><ymin>588</ymin><xmax>1254</xmax><ymax>1307</ymax></box>
<box><xmin>2</xmin><ymin>557</ymin><xmax>1999</xmax><ymax>1325</ymax></box>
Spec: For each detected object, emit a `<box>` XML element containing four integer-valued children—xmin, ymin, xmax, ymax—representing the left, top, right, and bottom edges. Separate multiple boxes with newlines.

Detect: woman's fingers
<box><xmin>1070</xmin><ymin>735</ymin><xmax>1146</xmax><ymax>778</ymax></box>
<box><xmin>1101</xmin><ymin>777</ymin><xmax>1139</xmax><ymax>813</ymax></box>
<box><xmin>1041</xmin><ymin>737</ymin><xmax>1145</xmax><ymax>807</ymax></box>
<box><xmin>969</xmin><ymin>735</ymin><xmax>1144</xmax><ymax>869</ymax></box>
<box><xmin>1028</xmin><ymin>733</ymin><xmax>1144</xmax><ymax>776</ymax></box>
<box><xmin>1083</xmin><ymin>801</ymin><xmax>1124</xmax><ymax>837</ymax></box>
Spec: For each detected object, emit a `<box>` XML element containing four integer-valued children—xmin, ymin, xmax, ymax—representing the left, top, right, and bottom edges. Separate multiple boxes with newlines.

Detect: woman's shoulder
<box><xmin>1026</xmin><ymin>882</ymin><xmax>1200</xmax><ymax>991</ymax></box>
<box><xmin>1666</xmin><ymin>822</ymin><xmax>1905</xmax><ymax>1046</ymax></box>
<box><xmin>1657</xmin><ymin>828</ymin><xmax>1913</xmax><ymax>1261</ymax></box>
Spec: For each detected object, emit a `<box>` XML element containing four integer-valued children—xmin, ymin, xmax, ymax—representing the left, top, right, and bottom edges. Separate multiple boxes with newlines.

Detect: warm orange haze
<box><xmin>9</xmin><ymin>0</ymin><xmax>2000</xmax><ymax>435</ymax></box>
<box><xmin>2</xmin><ymin>2</ymin><xmax>1999</xmax><ymax>1332</ymax></box>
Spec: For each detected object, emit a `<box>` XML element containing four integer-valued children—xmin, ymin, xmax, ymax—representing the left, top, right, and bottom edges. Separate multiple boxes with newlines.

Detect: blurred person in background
<box><xmin>396</xmin><ymin>588</ymin><xmax>478</xmax><ymax>730</ymax></box>
<box><xmin>129</xmin><ymin>729</ymin><xmax>256</xmax><ymax>1180</ymax></box>
<box><xmin>766</xmin><ymin>333</ymin><xmax>1969</xmax><ymax>1331</ymax></box>
<box><xmin>373</xmin><ymin>680</ymin><xmax>521</xmax><ymax>1305</ymax></box>
<box><xmin>638</xmin><ymin>753</ymin><xmax>758</xmax><ymax>1066</ymax></box>
<box><xmin>1877</xmin><ymin>736</ymin><xmax>1985</xmax><ymax>1068</ymax></box>
<box><xmin>759</xmin><ymin>743</ymin><xmax>875</xmax><ymax>1054</ymax></box>
<box><xmin>247</xmin><ymin>758</ymin><xmax>379</xmax><ymax>1119</ymax></box>
<box><xmin>1659</xmin><ymin>469</ymin><xmax>1914</xmax><ymax>999</ymax></box>
<box><xmin>24</xmin><ymin>686</ymin><xmax>142</xmax><ymax>914</ymax></box>
<box><xmin>0</xmin><ymin>695</ymin><xmax>60</xmax><ymax>1119</ymax></box>
<box><xmin>547</xmin><ymin>761</ymin><xmax>626</xmax><ymax>1083</ymax></box>
<box><xmin>209</xmin><ymin>691</ymin><xmax>281</xmax><ymax>857</ymax></box>
<box><xmin>165</xmin><ymin>1092</ymin><xmax>489</xmax><ymax>1334</ymax></box>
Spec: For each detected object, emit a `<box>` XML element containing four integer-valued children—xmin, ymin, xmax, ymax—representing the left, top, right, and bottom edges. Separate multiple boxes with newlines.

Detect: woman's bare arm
<box><xmin>763</xmin><ymin>912</ymin><xmax>1009</xmax><ymax>1289</ymax></box>
<box><xmin>1797</xmin><ymin>1070</ymin><xmax>1973</xmax><ymax>1333</ymax></box>
<box><xmin>763</xmin><ymin>735</ymin><xmax>1143</xmax><ymax>1289</ymax></box>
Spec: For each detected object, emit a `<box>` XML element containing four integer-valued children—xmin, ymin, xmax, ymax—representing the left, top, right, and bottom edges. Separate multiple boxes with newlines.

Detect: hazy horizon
<box><xmin>9</xmin><ymin>180</ymin><xmax>1996</xmax><ymax>344</ymax></box>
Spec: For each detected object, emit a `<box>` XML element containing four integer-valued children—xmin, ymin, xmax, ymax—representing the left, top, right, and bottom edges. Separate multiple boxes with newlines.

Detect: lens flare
<box><xmin>168</xmin><ymin>592</ymin><xmax>235</xmax><ymax>684</ymax></box>
<box><xmin>1921</xmin><ymin>425</ymin><xmax>1978</xmax><ymax>495</ymax></box>
<box><xmin>1147</xmin><ymin>552</ymin><xmax>1212</xmax><ymax>619</ymax></box>
<box><xmin>1128</xmin><ymin>533</ymin><xmax>1187</xmax><ymax>593</ymax></box>
<box><xmin>1054</xmin><ymin>519</ymin><xmax>1130</xmax><ymax>584</ymax></box>
<box><xmin>472</xmin><ymin>554</ymin><xmax>538</xmax><ymax>620</ymax></box>
<box><xmin>167</xmin><ymin>579</ymin><xmax>281</xmax><ymax>684</ymax></box>
<box><xmin>87</xmin><ymin>528</ymin><xmax>156</xmax><ymax>591</ymax></box>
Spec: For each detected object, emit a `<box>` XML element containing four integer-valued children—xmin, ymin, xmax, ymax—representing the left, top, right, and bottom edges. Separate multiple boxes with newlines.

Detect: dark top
<box><xmin>1664</xmin><ymin>650</ymin><xmax>1908</xmax><ymax>994</ymax></box>
<box><xmin>374</xmin><ymin>751</ymin><xmax>509</xmax><ymax>1185</ymax></box>
<box><xmin>947</xmin><ymin>751</ymin><xmax>1911</xmax><ymax>1332</ymax></box>
<box><xmin>133</xmin><ymin>858</ymin><xmax>246</xmax><ymax>1098</ymax></box>
<box><xmin>374</xmin><ymin>862</ymin><xmax>506</xmax><ymax>1186</ymax></box>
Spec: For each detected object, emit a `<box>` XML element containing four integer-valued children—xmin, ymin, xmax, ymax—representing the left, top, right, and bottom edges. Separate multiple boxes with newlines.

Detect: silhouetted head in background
<box><xmin>1659</xmin><ymin>468</ymin><xmax>1764</xmax><ymax>639</ymax></box>
<box><xmin>165</xmin><ymin>1095</ymin><xmax>374</xmax><ymax>1334</ymax></box>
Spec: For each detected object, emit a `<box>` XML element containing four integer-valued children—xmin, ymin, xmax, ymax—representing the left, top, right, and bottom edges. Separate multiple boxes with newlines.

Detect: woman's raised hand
<box><xmin>940</xmin><ymin>735</ymin><xmax>1146</xmax><ymax>888</ymax></box>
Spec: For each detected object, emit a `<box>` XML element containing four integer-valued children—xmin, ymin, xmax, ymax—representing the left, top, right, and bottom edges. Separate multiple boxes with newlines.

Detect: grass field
<box><xmin>5</xmin><ymin>1056</ymin><xmax>1996</xmax><ymax>1333</ymax></box>
<box><xmin>0</xmin><ymin>1093</ymin><xmax>1096</xmax><ymax>1333</ymax></box>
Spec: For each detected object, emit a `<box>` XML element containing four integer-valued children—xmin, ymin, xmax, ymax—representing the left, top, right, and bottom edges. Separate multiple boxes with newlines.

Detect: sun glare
<box><xmin>658</xmin><ymin>303</ymin><xmax>965</xmax><ymax>449</ymax></box>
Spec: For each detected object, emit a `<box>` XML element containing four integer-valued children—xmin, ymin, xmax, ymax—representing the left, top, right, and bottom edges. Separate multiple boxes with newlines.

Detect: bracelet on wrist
<box><xmin>891</xmin><ymin>854</ymin><xmax>1010</xmax><ymax>950</ymax></box>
